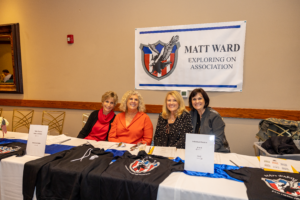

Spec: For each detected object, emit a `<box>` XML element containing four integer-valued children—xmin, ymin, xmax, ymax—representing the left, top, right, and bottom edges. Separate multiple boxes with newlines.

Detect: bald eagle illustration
<box><xmin>148</xmin><ymin>35</ymin><xmax>179</xmax><ymax>74</ymax></box>
<box><xmin>262</xmin><ymin>177</ymin><xmax>300</xmax><ymax>197</ymax></box>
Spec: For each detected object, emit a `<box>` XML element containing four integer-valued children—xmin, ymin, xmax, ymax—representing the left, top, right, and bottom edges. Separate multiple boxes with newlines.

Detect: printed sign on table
<box><xmin>260</xmin><ymin>156</ymin><xmax>293</xmax><ymax>173</ymax></box>
<box><xmin>185</xmin><ymin>133</ymin><xmax>215</xmax><ymax>173</ymax></box>
<box><xmin>26</xmin><ymin>125</ymin><xmax>48</xmax><ymax>157</ymax></box>
<box><xmin>135</xmin><ymin>21</ymin><xmax>246</xmax><ymax>92</ymax></box>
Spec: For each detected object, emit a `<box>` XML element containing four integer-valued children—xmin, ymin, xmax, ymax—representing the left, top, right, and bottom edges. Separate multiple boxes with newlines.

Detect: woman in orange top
<box><xmin>108</xmin><ymin>90</ymin><xmax>153</xmax><ymax>145</ymax></box>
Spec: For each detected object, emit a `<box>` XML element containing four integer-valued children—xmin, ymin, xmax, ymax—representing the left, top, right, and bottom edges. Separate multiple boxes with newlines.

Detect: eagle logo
<box><xmin>140</xmin><ymin>35</ymin><xmax>180</xmax><ymax>80</ymax></box>
<box><xmin>128</xmin><ymin>158</ymin><xmax>160</xmax><ymax>174</ymax></box>
<box><xmin>0</xmin><ymin>146</ymin><xmax>21</xmax><ymax>154</ymax></box>
<box><xmin>262</xmin><ymin>177</ymin><xmax>300</xmax><ymax>197</ymax></box>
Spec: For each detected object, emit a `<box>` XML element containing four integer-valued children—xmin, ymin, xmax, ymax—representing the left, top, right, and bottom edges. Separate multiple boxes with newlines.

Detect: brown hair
<box><xmin>188</xmin><ymin>88</ymin><xmax>210</xmax><ymax>110</ymax></box>
<box><xmin>101</xmin><ymin>91</ymin><xmax>118</xmax><ymax>105</ymax></box>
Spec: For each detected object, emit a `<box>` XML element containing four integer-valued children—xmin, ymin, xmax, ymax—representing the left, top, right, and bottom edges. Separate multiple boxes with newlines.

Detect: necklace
<box><xmin>169</xmin><ymin>113</ymin><xmax>176</xmax><ymax>123</ymax></box>
<box><xmin>169</xmin><ymin>117</ymin><xmax>175</xmax><ymax>122</ymax></box>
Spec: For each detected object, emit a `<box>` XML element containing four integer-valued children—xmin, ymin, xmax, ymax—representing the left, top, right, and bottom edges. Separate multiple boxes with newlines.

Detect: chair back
<box><xmin>82</xmin><ymin>113</ymin><xmax>91</xmax><ymax>127</ymax></box>
<box><xmin>42</xmin><ymin>111</ymin><xmax>66</xmax><ymax>135</ymax></box>
<box><xmin>12</xmin><ymin>109</ymin><xmax>34</xmax><ymax>132</ymax></box>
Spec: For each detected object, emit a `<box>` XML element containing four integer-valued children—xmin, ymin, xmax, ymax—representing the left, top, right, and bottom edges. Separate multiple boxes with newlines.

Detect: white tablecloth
<box><xmin>1</xmin><ymin>132</ymin><xmax>300</xmax><ymax>200</ymax></box>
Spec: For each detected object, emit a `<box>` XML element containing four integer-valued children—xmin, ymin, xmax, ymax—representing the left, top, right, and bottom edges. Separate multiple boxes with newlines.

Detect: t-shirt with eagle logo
<box><xmin>80</xmin><ymin>150</ymin><xmax>184</xmax><ymax>200</ymax></box>
<box><xmin>0</xmin><ymin>142</ymin><xmax>26</xmax><ymax>160</ymax></box>
<box><xmin>226</xmin><ymin>167</ymin><xmax>300</xmax><ymax>200</ymax></box>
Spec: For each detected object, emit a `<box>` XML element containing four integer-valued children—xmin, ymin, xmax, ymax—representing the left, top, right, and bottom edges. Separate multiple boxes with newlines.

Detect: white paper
<box><xmin>58</xmin><ymin>138</ymin><xmax>91</xmax><ymax>146</ymax></box>
<box><xmin>185</xmin><ymin>134</ymin><xmax>215</xmax><ymax>173</ymax></box>
<box><xmin>93</xmin><ymin>141</ymin><xmax>130</xmax><ymax>151</ymax></box>
<box><xmin>46</xmin><ymin>134</ymin><xmax>71</xmax><ymax>145</ymax></box>
<box><xmin>93</xmin><ymin>141</ymin><xmax>118</xmax><ymax>150</ymax></box>
<box><xmin>111</xmin><ymin>143</ymin><xmax>136</xmax><ymax>151</ymax></box>
<box><xmin>260</xmin><ymin>156</ymin><xmax>293</xmax><ymax>173</ymax></box>
<box><xmin>84</xmin><ymin>140</ymin><xmax>98</xmax><ymax>146</ymax></box>
<box><xmin>152</xmin><ymin>147</ymin><xmax>176</xmax><ymax>158</ymax></box>
<box><xmin>175</xmin><ymin>149</ymin><xmax>185</xmax><ymax>160</ymax></box>
<box><xmin>94</xmin><ymin>142</ymin><xmax>146</xmax><ymax>155</ymax></box>
<box><xmin>26</xmin><ymin>125</ymin><xmax>48</xmax><ymax>157</ymax></box>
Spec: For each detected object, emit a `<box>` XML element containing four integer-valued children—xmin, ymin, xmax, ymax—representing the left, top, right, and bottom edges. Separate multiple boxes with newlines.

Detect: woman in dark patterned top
<box><xmin>154</xmin><ymin>91</ymin><xmax>193</xmax><ymax>149</ymax></box>
<box><xmin>189</xmin><ymin>88</ymin><xmax>230</xmax><ymax>152</ymax></box>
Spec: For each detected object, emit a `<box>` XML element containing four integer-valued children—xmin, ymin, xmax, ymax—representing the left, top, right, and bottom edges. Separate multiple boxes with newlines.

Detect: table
<box><xmin>1</xmin><ymin>132</ymin><xmax>300</xmax><ymax>200</ymax></box>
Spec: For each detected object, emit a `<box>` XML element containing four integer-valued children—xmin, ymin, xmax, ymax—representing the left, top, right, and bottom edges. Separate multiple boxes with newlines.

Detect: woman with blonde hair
<box><xmin>154</xmin><ymin>91</ymin><xmax>193</xmax><ymax>149</ymax></box>
<box><xmin>77</xmin><ymin>91</ymin><xmax>118</xmax><ymax>141</ymax></box>
<box><xmin>108</xmin><ymin>90</ymin><xmax>153</xmax><ymax>145</ymax></box>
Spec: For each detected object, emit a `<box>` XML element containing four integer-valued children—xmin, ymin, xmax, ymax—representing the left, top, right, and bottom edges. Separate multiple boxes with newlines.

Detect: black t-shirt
<box><xmin>81</xmin><ymin>150</ymin><xmax>184</xmax><ymax>200</ymax></box>
<box><xmin>262</xmin><ymin>136</ymin><xmax>300</xmax><ymax>155</ymax></box>
<box><xmin>0</xmin><ymin>142</ymin><xmax>26</xmax><ymax>160</ymax></box>
<box><xmin>226</xmin><ymin>167</ymin><xmax>300</xmax><ymax>200</ymax></box>
<box><xmin>23</xmin><ymin>144</ymin><xmax>114</xmax><ymax>200</ymax></box>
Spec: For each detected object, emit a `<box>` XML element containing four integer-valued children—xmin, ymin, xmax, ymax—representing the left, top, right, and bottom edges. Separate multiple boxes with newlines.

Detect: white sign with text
<box><xmin>260</xmin><ymin>156</ymin><xmax>293</xmax><ymax>173</ymax></box>
<box><xmin>26</xmin><ymin>125</ymin><xmax>48</xmax><ymax>157</ymax></box>
<box><xmin>135</xmin><ymin>21</ymin><xmax>246</xmax><ymax>91</ymax></box>
<box><xmin>185</xmin><ymin>134</ymin><xmax>215</xmax><ymax>173</ymax></box>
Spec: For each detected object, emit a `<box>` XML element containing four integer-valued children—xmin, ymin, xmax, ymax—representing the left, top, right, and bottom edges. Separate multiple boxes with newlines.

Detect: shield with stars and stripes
<box><xmin>140</xmin><ymin>41</ymin><xmax>180</xmax><ymax>81</ymax></box>
<box><xmin>262</xmin><ymin>178</ymin><xmax>300</xmax><ymax>196</ymax></box>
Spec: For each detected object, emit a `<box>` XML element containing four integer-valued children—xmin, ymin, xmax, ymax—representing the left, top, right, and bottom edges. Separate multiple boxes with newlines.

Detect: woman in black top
<box><xmin>77</xmin><ymin>91</ymin><xmax>118</xmax><ymax>141</ymax></box>
<box><xmin>189</xmin><ymin>88</ymin><xmax>230</xmax><ymax>152</ymax></box>
<box><xmin>154</xmin><ymin>91</ymin><xmax>193</xmax><ymax>149</ymax></box>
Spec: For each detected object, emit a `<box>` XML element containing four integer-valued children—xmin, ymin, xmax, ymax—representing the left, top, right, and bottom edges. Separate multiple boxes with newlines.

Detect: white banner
<box><xmin>135</xmin><ymin>21</ymin><xmax>246</xmax><ymax>92</ymax></box>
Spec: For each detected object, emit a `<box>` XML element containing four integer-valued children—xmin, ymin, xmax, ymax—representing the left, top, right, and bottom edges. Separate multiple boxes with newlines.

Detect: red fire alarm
<box><xmin>67</xmin><ymin>35</ymin><xmax>74</xmax><ymax>44</ymax></box>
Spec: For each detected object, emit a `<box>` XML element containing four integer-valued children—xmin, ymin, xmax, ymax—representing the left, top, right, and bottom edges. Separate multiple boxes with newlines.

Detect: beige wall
<box><xmin>0</xmin><ymin>0</ymin><xmax>299</xmax><ymax>156</ymax></box>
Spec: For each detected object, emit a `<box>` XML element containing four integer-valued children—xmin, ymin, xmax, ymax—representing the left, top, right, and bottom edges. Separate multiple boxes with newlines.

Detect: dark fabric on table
<box><xmin>77</xmin><ymin>110</ymin><xmax>115</xmax><ymax>140</ymax></box>
<box><xmin>0</xmin><ymin>142</ymin><xmax>26</xmax><ymax>160</ymax></box>
<box><xmin>45</xmin><ymin>143</ymin><xmax>75</xmax><ymax>154</ymax></box>
<box><xmin>80</xmin><ymin>150</ymin><xmax>184</xmax><ymax>200</ymax></box>
<box><xmin>23</xmin><ymin>144</ymin><xmax>113</xmax><ymax>200</ymax></box>
<box><xmin>261</xmin><ymin>136</ymin><xmax>300</xmax><ymax>155</ymax></box>
<box><xmin>225</xmin><ymin>167</ymin><xmax>300</xmax><ymax>200</ymax></box>
<box><xmin>0</xmin><ymin>138</ymin><xmax>27</xmax><ymax>145</ymax></box>
<box><xmin>172</xmin><ymin>157</ymin><xmax>242</xmax><ymax>182</ymax></box>
<box><xmin>0</xmin><ymin>138</ymin><xmax>74</xmax><ymax>155</ymax></box>
<box><xmin>105</xmin><ymin>149</ymin><xmax>127</xmax><ymax>157</ymax></box>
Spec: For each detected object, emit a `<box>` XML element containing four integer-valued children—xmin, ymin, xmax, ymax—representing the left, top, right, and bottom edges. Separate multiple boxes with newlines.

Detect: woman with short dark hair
<box><xmin>189</xmin><ymin>88</ymin><xmax>230</xmax><ymax>152</ymax></box>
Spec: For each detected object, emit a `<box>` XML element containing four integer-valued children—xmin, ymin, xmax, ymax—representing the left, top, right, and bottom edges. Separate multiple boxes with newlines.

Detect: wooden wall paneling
<box><xmin>0</xmin><ymin>99</ymin><xmax>299</xmax><ymax>121</ymax></box>
<box><xmin>214</xmin><ymin>108</ymin><xmax>300</xmax><ymax>121</ymax></box>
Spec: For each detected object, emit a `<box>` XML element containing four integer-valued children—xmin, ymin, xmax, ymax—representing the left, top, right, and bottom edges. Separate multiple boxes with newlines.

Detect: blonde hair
<box><xmin>101</xmin><ymin>91</ymin><xmax>118</xmax><ymax>105</ymax></box>
<box><xmin>162</xmin><ymin>91</ymin><xmax>187</xmax><ymax>119</ymax></box>
<box><xmin>119</xmin><ymin>90</ymin><xmax>146</xmax><ymax>112</ymax></box>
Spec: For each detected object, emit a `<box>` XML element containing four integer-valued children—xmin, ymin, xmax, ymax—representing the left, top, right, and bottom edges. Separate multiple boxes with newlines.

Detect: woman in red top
<box><xmin>77</xmin><ymin>91</ymin><xmax>118</xmax><ymax>141</ymax></box>
<box><xmin>108</xmin><ymin>90</ymin><xmax>153</xmax><ymax>145</ymax></box>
